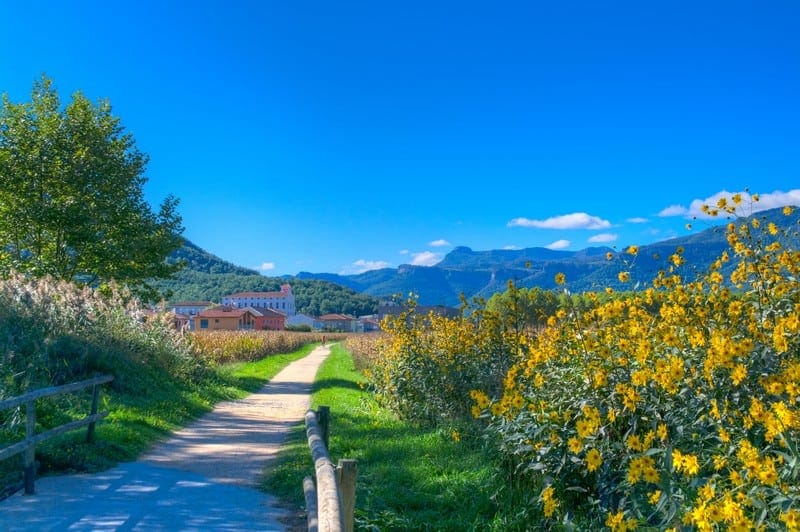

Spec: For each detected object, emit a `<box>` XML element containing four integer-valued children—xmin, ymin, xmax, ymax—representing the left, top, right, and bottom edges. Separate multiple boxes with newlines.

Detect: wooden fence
<box><xmin>304</xmin><ymin>406</ymin><xmax>357</xmax><ymax>532</ymax></box>
<box><xmin>0</xmin><ymin>374</ymin><xmax>114</xmax><ymax>495</ymax></box>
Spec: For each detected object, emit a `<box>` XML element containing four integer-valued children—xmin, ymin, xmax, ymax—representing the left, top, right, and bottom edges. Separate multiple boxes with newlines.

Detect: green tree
<box><xmin>0</xmin><ymin>74</ymin><xmax>183</xmax><ymax>298</ymax></box>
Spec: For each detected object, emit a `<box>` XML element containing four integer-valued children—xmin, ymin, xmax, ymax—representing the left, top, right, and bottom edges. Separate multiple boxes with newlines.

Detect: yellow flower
<box><xmin>451</xmin><ymin>430</ymin><xmax>460</xmax><ymax>442</ymax></box>
<box><xmin>780</xmin><ymin>509</ymin><xmax>799</xmax><ymax>530</ymax></box>
<box><xmin>730</xmin><ymin>363</ymin><xmax>747</xmax><ymax>386</ymax></box>
<box><xmin>606</xmin><ymin>251</ymin><xmax>614</xmax><ymax>260</ymax></box>
<box><xmin>555</xmin><ymin>272</ymin><xmax>566</xmax><ymax>285</ymax></box>
<box><xmin>643</xmin><ymin>467</ymin><xmax>660</xmax><ymax>484</ymax></box>
<box><xmin>627</xmin><ymin>245</ymin><xmax>639</xmax><ymax>255</ymax></box>
<box><xmin>541</xmin><ymin>486</ymin><xmax>558</xmax><ymax>518</ymax></box>
<box><xmin>586</xmin><ymin>448</ymin><xmax>602</xmax><ymax>472</ymax></box>
<box><xmin>626</xmin><ymin>434</ymin><xmax>642</xmax><ymax>452</ymax></box>
<box><xmin>606</xmin><ymin>510</ymin><xmax>624</xmax><ymax>530</ymax></box>
<box><xmin>568</xmin><ymin>437</ymin><xmax>583</xmax><ymax>454</ymax></box>
<box><xmin>618</xmin><ymin>271</ymin><xmax>631</xmax><ymax>283</ymax></box>
<box><xmin>648</xmin><ymin>490</ymin><xmax>661</xmax><ymax>505</ymax></box>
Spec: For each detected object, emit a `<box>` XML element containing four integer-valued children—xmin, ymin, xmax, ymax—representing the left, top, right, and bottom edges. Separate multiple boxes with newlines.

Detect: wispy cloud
<box><xmin>399</xmin><ymin>249</ymin><xmax>410</xmax><ymax>255</ymax></box>
<box><xmin>627</xmin><ymin>217</ymin><xmax>649</xmax><ymax>224</ymax></box>
<box><xmin>341</xmin><ymin>259</ymin><xmax>390</xmax><ymax>275</ymax></box>
<box><xmin>660</xmin><ymin>189</ymin><xmax>800</xmax><ymax>219</ymax></box>
<box><xmin>588</xmin><ymin>233</ymin><xmax>618</xmax><ymax>243</ymax></box>
<box><xmin>411</xmin><ymin>251</ymin><xmax>442</xmax><ymax>266</ymax></box>
<box><xmin>429</xmin><ymin>239</ymin><xmax>451</xmax><ymax>247</ymax></box>
<box><xmin>658</xmin><ymin>204</ymin><xmax>689</xmax><ymax>217</ymax></box>
<box><xmin>503</xmin><ymin>245</ymin><xmax>521</xmax><ymax>250</ymax></box>
<box><xmin>259</xmin><ymin>262</ymin><xmax>276</xmax><ymax>271</ymax></box>
<box><xmin>546</xmin><ymin>239</ymin><xmax>570</xmax><ymax>250</ymax></box>
<box><xmin>508</xmin><ymin>212</ymin><xmax>611</xmax><ymax>230</ymax></box>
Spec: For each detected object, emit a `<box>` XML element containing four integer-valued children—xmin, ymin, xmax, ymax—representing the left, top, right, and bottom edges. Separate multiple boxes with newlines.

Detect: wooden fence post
<box><xmin>303</xmin><ymin>475</ymin><xmax>319</xmax><ymax>532</ymax></box>
<box><xmin>317</xmin><ymin>406</ymin><xmax>330</xmax><ymax>450</ymax></box>
<box><xmin>86</xmin><ymin>382</ymin><xmax>100</xmax><ymax>443</ymax></box>
<box><xmin>24</xmin><ymin>401</ymin><xmax>36</xmax><ymax>495</ymax></box>
<box><xmin>337</xmin><ymin>459</ymin><xmax>358</xmax><ymax>532</ymax></box>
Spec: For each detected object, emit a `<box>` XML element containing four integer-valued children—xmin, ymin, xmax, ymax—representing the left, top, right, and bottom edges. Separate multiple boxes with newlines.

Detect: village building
<box><xmin>222</xmin><ymin>284</ymin><xmax>296</xmax><ymax>316</ymax></box>
<box><xmin>286</xmin><ymin>312</ymin><xmax>321</xmax><ymax>330</ymax></box>
<box><xmin>170</xmin><ymin>301</ymin><xmax>214</xmax><ymax>330</ymax></box>
<box><xmin>194</xmin><ymin>306</ymin><xmax>264</xmax><ymax>331</ymax></box>
<box><xmin>318</xmin><ymin>313</ymin><xmax>359</xmax><ymax>332</ymax></box>
<box><xmin>260</xmin><ymin>308</ymin><xmax>287</xmax><ymax>330</ymax></box>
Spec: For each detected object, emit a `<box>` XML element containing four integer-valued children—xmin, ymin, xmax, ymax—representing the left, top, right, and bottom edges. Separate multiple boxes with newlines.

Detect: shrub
<box><xmin>476</xmin><ymin>201</ymin><xmax>800</xmax><ymax>529</ymax></box>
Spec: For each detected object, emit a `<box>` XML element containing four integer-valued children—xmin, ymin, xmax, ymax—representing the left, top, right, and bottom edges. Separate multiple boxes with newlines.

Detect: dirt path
<box><xmin>0</xmin><ymin>344</ymin><xmax>331</xmax><ymax>531</ymax></box>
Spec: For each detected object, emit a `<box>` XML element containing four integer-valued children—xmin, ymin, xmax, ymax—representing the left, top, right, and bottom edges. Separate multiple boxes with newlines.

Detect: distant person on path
<box><xmin>322</xmin><ymin>335</ymin><xmax>326</xmax><ymax>346</ymax></box>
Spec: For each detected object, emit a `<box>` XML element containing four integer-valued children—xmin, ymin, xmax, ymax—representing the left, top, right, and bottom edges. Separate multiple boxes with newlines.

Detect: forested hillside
<box><xmin>152</xmin><ymin>240</ymin><xmax>380</xmax><ymax>317</ymax></box>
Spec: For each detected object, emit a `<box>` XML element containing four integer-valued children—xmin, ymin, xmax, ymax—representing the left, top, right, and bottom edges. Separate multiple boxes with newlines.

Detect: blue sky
<box><xmin>2</xmin><ymin>1</ymin><xmax>798</xmax><ymax>276</ymax></box>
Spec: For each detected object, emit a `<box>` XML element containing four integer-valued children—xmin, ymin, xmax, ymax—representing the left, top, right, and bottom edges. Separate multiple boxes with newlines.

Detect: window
<box><xmin>200</xmin><ymin>319</ymin><xmax>208</xmax><ymax>329</ymax></box>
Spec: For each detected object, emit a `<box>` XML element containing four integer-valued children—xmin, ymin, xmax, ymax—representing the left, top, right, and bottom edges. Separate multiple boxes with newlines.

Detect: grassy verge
<box><xmin>262</xmin><ymin>343</ymin><xmax>500</xmax><ymax>531</ymax></box>
<box><xmin>2</xmin><ymin>344</ymin><xmax>316</xmax><ymax>487</ymax></box>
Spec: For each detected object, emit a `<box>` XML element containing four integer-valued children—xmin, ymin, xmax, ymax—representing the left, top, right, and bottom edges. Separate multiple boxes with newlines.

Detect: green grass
<box><xmin>262</xmin><ymin>343</ymin><xmax>502</xmax><ymax>531</ymax></box>
<box><xmin>2</xmin><ymin>344</ymin><xmax>317</xmax><ymax>483</ymax></box>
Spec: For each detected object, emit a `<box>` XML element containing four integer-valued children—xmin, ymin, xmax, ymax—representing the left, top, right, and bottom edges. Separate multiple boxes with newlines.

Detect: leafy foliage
<box><xmin>0</xmin><ymin>75</ymin><xmax>183</xmax><ymax>298</ymax></box>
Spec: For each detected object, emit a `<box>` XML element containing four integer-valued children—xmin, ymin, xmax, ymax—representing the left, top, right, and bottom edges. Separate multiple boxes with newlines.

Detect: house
<box><xmin>171</xmin><ymin>312</ymin><xmax>191</xmax><ymax>332</ymax></box>
<box><xmin>318</xmin><ymin>313</ymin><xmax>358</xmax><ymax>332</ymax></box>
<box><xmin>260</xmin><ymin>308</ymin><xmax>287</xmax><ymax>330</ymax></box>
<box><xmin>194</xmin><ymin>306</ymin><xmax>263</xmax><ymax>331</ymax></box>
<box><xmin>286</xmin><ymin>312</ymin><xmax>321</xmax><ymax>330</ymax></box>
<box><xmin>222</xmin><ymin>284</ymin><xmax>296</xmax><ymax>316</ymax></box>
<box><xmin>170</xmin><ymin>301</ymin><xmax>214</xmax><ymax>330</ymax></box>
<box><xmin>359</xmin><ymin>317</ymin><xmax>381</xmax><ymax>332</ymax></box>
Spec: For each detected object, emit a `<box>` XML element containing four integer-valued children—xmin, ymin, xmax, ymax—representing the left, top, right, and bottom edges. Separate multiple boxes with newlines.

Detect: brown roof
<box><xmin>197</xmin><ymin>308</ymin><xmax>256</xmax><ymax>319</ymax></box>
<box><xmin>318</xmin><ymin>313</ymin><xmax>354</xmax><ymax>320</ymax></box>
<box><xmin>260</xmin><ymin>308</ymin><xmax>287</xmax><ymax>318</ymax></box>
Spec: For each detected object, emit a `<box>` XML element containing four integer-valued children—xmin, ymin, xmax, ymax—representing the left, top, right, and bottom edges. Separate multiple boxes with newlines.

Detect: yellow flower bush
<box><xmin>365</xmin><ymin>197</ymin><xmax>800</xmax><ymax>528</ymax></box>
<box><xmin>472</xmin><ymin>201</ymin><xmax>800</xmax><ymax>528</ymax></box>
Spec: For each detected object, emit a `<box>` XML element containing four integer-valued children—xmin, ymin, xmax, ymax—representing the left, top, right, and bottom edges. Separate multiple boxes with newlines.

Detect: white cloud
<box><xmin>508</xmin><ymin>212</ymin><xmax>611</xmax><ymax>230</ymax></box>
<box><xmin>658</xmin><ymin>204</ymin><xmax>688</xmax><ymax>217</ymax></box>
<box><xmin>503</xmin><ymin>245</ymin><xmax>521</xmax><ymax>250</ymax></box>
<box><xmin>411</xmin><ymin>251</ymin><xmax>442</xmax><ymax>266</ymax></box>
<box><xmin>627</xmin><ymin>217</ymin><xmax>649</xmax><ymax>224</ymax></box>
<box><xmin>661</xmin><ymin>189</ymin><xmax>800</xmax><ymax>219</ymax></box>
<box><xmin>546</xmin><ymin>239</ymin><xmax>570</xmax><ymax>250</ymax></box>
<box><xmin>259</xmin><ymin>262</ymin><xmax>276</xmax><ymax>271</ymax></box>
<box><xmin>342</xmin><ymin>259</ymin><xmax>390</xmax><ymax>275</ymax></box>
<box><xmin>754</xmin><ymin>189</ymin><xmax>800</xmax><ymax>209</ymax></box>
<box><xmin>399</xmin><ymin>249</ymin><xmax>410</xmax><ymax>255</ymax></box>
<box><xmin>429</xmin><ymin>239</ymin><xmax>451</xmax><ymax>247</ymax></box>
<box><xmin>588</xmin><ymin>233</ymin><xmax>618</xmax><ymax>243</ymax></box>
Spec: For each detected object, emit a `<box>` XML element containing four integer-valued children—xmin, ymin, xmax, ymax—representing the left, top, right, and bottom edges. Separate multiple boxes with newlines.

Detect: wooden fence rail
<box><xmin>0</xmin><ymin>374</ymin><xmax>114</xmax><ymax>495</ymax></box>
<box><xmin>304</xmin><ymin>406</ymin><xmax>357</xmax><ymax>532</ymax></box>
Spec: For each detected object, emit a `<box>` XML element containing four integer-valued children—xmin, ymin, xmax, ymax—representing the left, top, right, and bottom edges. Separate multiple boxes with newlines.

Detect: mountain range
<box><xmin>163</xmin><ymin>206</ymin><xmax>799</xmax><ymax>308</ymax></box>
